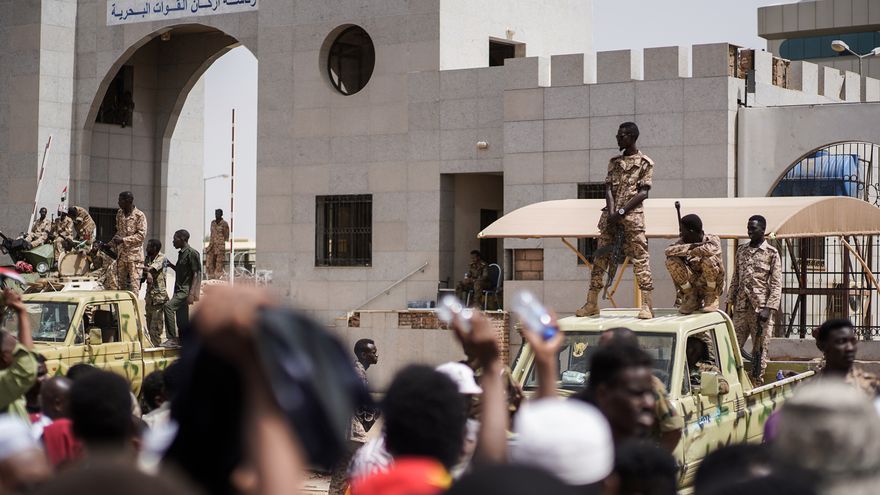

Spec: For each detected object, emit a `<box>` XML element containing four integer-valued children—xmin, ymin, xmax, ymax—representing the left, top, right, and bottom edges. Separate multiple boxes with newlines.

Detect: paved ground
<box><xmin>302</xmin><ymin>472</ymin><xmax>330</xmax><ymax>494</ymax></box>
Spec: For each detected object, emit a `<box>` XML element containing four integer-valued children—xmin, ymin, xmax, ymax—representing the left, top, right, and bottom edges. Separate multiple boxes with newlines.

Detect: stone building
<box><xmin>2</xmin><ymin>0</ymin><xmax>880</xmax><ymax>385</ymax></box>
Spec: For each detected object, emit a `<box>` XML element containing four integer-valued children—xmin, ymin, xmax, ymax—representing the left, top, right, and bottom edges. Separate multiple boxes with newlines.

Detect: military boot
<box><xmin>700</xmin><ymin>281</ymin><xmax>720</xmax><ymax>312</ymax></box>
<box><xmin>678</xmin><ymin>285</ymin><xmax>700</xmax><ymax>315</ymax></box>
<box><xmin>575</xmin><ymin>289</ymin><xmax>600</xmax><ymax>317</ymax></box>
<box><xmin>637</xmin><ymin>289</ymin><xmax>654</xmax><ymax>319</ymax></box>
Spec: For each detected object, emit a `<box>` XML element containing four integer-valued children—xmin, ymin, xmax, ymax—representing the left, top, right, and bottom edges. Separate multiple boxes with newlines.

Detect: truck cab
<box><xmin>511</xmin><ymin>309</ymin><xmax>812</xmax><ymax>488</ymax></box>
<box><xmin>4</xmin><ymin>291</ymin><xmax>179</xmax><ymax>394</ymax></box>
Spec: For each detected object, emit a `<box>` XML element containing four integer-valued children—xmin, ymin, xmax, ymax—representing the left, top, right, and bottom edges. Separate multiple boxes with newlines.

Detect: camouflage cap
<box><xmin>773</xmin><ymin>379</ymin><xmax>880</xmax><ymax>495</ymax></box>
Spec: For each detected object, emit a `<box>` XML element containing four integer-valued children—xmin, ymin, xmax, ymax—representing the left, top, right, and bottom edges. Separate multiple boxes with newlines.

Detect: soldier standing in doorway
<box><xmin>206</xmin><ymin>209</ymin><xmax>229</xmax><ymax>280</ymax></box>
<box><xmin>112</xmin><ymin>191</ymin><xmax>147</xmax><ymax>293</ymax></box>
<box><xmin>577</xmin><ymin>122</ymin><xmax>655</xmax><ymax>319</ymax></box>
<box><xmin>665</xmin><ymin>214</ymin><xmax>725</xmax><ymax>314</ymax></box>
<box><xmin>728</xmin><ymin>215</ymin><xmax>782</xmax><ymax>385</ymax></box>
<box><xmin>455</xmin><ymin>250</ymin><xmax>489</xmax><ymax>307</ymax></box>
<box><xmin>144</xmin><ymin>239</ymin><xmax>169</xmax><ymax>347</ymax></box>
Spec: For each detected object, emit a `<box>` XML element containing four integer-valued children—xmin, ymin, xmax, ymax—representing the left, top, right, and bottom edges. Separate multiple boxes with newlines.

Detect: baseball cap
<box><xmin>435</xmin><ymin>362</ymin><xmax>482</xmax><ymax>395</ymax></box>
<box><xmin>510</xmin><ymin>398</ymin><xmax>613</xmax><ymax>486</ymax></box>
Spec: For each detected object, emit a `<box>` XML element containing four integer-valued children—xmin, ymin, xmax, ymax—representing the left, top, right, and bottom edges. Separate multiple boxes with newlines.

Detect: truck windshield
<box><xmin>524</xmin><ymin>331</ymin><xmax>676</xmax><ymax>392</ymax></box>
<box><xmin>3</xmin><ymin>301</ymin><xmax>78</xmax><ymax>343</ymax></box>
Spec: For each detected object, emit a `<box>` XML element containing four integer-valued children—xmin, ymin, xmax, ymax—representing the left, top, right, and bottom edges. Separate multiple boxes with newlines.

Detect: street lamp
<box><xmin>202</xmin><ymin>174</ymin><xmax>230</xmax><ymax>275</ymax></box>
<box><xmin>831</xmin><ymin>39</ymin><xmax>880</xmax><ymax>75</ymax></box>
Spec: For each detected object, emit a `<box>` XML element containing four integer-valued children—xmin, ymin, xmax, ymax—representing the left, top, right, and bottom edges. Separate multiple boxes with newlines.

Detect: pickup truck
<box><xmin>510</xmin><ymin>308</ymin><xmax>813</xmax><ymax>489</ymax></box>
<box><xmin>3</xmin><ymin>290</ymin><xmax>179</xmax><ymax>394</ymax></box>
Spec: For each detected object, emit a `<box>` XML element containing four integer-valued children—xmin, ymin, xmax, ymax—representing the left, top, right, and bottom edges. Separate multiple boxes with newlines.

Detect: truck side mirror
<box><xmin>87</xmin><ymin>328</ymin><xmax>103</xmax><ymax>346</ymax></box>
<box><xmin>700</xmin><ymin>371</ymin><xmax>720</xmax><ymax>396</ymax></box>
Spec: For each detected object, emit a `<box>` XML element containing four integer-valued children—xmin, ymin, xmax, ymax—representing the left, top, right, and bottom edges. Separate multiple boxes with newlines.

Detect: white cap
<box><xmin>511</xmin><ymin>399</ymin><xmax>614</xmax><ymax>486</ymax></box>
<box><xmin>435</xmin><ymin>362</ymin><xmax>483</xmax><ymax>395</ymax></box>
<box><xmin>0</xmin><ymin>415</ymin><xmax>39</xmax><ymax>461</ymax></box>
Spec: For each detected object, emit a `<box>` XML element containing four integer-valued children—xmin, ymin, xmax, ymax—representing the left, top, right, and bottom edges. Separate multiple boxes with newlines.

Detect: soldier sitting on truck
<box><xmin>67</xmin><ymin>206</ymin><xmax>96</xmax><ymax>243</ymax></box>
<box><xmin>813</xmin><ymin>318</ymin><xmax>880</xmax><ymax>397</ymax></box>
<box><xmin>86</xmin><ymin>242</ymin><xmax>118</xmax><ymax>290</ymax></box>
<box><xmin>685</xmin><ymin>335</ymin><xmax>729</xmax><ymax>395</ymax></box>
<box><xmin>51</xmin><ymin>209</ymin><xmax>75</xmax><ymax>266</ymax></box>
<box><xmin>665</xmin><ymin>214</ymin><xmax>724</xmax><ymax>314</ymax></box>
<box><xmin>22</xmin><ymin>207</ymin><xmax>52</xmax><ymax>249</ymax></box>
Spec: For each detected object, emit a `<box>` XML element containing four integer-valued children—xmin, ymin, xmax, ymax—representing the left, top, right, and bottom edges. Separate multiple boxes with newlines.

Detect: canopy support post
<box><xmin>560</xmin><ymin>238</ymin><xmax>592</xmax><ymax>269</ymax></box>
<box><xmin>841</xmin><ymin>236</ymin><xmax>880</xmax><ymax>294</ymax></box>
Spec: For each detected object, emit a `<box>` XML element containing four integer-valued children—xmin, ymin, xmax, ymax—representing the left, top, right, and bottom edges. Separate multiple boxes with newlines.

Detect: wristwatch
<box><xmin>617</xmin><ymin>208</ymin><xmax>626</xmax><ymax>216</ymax></box>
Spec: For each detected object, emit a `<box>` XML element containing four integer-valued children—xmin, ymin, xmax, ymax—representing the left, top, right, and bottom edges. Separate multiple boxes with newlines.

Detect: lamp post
<box><xmin>203</xmin><ymin>173</ymin><xmax>230</xmax><ymax>276</ymax></box>
<box><xmin>831</xmin><ymin>39</ymin><xmax>880</xmax><ymax>76</ymax></box>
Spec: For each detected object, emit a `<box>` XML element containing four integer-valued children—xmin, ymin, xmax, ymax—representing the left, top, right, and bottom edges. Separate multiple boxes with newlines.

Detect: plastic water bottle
<box><xmin>437</xmin><ymin>295</ymin><xmax>473</xmax><ymax>333</ymax></box>
<box><xmin>776</xmin><ymin>370</ymin><xmax>784</xmax><ymax>382</ymax></box>
<box><xmin>510</xmin><ymin>291</ymin><xmax>558</xmax><ymax>341</ymax></box>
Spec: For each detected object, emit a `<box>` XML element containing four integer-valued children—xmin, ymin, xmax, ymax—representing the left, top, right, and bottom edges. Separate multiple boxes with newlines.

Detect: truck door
<box><xmin>68</xmin><ymin>302</ymin><xmax>130</xmax><ymax>380</ymax></box>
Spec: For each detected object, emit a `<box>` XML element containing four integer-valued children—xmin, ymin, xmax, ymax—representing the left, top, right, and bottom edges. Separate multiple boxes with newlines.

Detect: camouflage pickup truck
<box><xmin>511</xmin><ymin>308</ymin><xmax>813</xmax><ymax>489</ymax></box>
<box><xmin>3</xmin><ymin>290</ymin><xmax>179</xmax><ymax>394</ymax></box>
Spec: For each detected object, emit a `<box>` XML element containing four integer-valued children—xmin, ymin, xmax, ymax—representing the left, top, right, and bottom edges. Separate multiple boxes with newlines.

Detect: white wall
<box><xmin>439</xmin><ymin>0</ymin><xmax>592</xmax><ymax>70</ymax></box>
<box><xmin>165</xmin><ymin>79</ymin><xmax>205</xmax><ymax>253</ymax></box>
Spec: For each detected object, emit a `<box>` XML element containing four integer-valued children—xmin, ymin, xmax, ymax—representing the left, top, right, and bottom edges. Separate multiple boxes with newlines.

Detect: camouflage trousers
<box><xmin>666</xmin><ymin>256</ymin><xmax>724</xmax><ymax>304</ymax></box>
<box><xmin>456</xmin><ymin>279</ymin><xmax>487</xmax><ymax>306</ymax></box>
<box><xmin>24</xmin><ymin>232</ymin><xmax>46</xmax><ymax>248</ymax></box>
<box><xmin>145</xmin><ymin>300</ymin><xmax>167</xmax><ymax>346</ymax></box>
<box><xmin>733</xmin><ymin>301</ymin><xmax>774</xmax><ymax>385</ymax></box>
<box><xmin>590</xmin><ymin>226</ymin><xmax>653</xmax><ymax>291</ymax></box>
<box><xmin>116</xmin><ymin>258</ymin><xmax>141</xmax><ymax>293</ymax></box>
<box><xmin>205</xmin><ymin>249</ymin><xmax>225</xmax><ymax>279</ymax></box>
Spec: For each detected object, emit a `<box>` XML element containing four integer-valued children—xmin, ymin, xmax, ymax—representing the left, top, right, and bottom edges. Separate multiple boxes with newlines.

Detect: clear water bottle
<box><xmin>511</xmin><ymin>291</ymin><xmax>557</xmax><ymax>341</ymax></box>
<box><xmin>437</xmin><ymin>295</ymin><xmax>473</xmax><ymax>333</ymax></box>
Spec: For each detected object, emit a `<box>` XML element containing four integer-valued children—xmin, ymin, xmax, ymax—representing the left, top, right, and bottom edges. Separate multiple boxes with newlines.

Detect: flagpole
<box><xmin>229</xmin><ymin>109</ymin><xmax>235</xmax><ymax>286</ymax></box>
<box><xmin>28</xmin><ymin>136</ymin><xmax>52</xmax><ymax>230</ymax></box>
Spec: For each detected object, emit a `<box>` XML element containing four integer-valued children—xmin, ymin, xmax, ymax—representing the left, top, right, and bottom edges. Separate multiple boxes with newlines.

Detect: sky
<box><xmin>199</xmin><ymin>0</ymin><xmax>792</xmax><ymax>241</ymax></box>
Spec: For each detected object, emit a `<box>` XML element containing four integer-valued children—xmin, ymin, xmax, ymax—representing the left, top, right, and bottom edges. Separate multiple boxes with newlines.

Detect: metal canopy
<box><xmin>478</xmin><ymin>196</ymin><xmax>880</xmax><ymax>240</ymax></box>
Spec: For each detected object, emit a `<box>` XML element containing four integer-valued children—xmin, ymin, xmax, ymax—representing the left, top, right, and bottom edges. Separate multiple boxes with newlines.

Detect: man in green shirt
<box><xmin>0</xmin><ymin>289</ymin><xmax>38</xmax><ymax>420</ymax></box>
<box><xmin>162</xmin><ymin>230</ymin><xmax>201</xmax><ymax>347</ymax></box>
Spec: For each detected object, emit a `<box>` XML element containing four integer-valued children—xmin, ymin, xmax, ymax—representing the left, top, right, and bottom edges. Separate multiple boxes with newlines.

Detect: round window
<box><xmin>326</xmin><ymin>26</ymin><xmax>375</xmax><ymax>96</ymax></box>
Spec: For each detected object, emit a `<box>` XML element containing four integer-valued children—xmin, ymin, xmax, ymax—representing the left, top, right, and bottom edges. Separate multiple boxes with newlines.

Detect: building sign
<box><xmin>107</xmin><ymin>0</ymin><xmax>257</xmax><ymax>25</ymax></box>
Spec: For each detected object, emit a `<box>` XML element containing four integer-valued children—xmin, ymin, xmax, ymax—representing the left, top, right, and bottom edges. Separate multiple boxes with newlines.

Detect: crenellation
<box><xmin>692</xmin><ymin>43</ymin><xmax>735</xmax><ymax>78</ymax></box>
<box><xmin>818</xmin><ymin>66</ymin><xmax>844</xmax><ymax>100</ymax></box>
<box><xmin>503</xmin><ymin>56</ymin><xmax>550</xmax><ymax>90</ymax></box>
<box><xmin>643</xmin><ymin>46</ymin><xmax>689</xmax><ymax>80</ymax></box>
<box><xmin>752</xmin><ymin>50</ymin><xmax>774</xmax><ymax>85</ymax></box>
<box><xmin>550</xmin><ymin>53</ymin><xmax>587</xmax><ymax>87</ymax></box>
<box><xmin>789</xmin><ymin>61</ymin><xmax>819</xmax><ymax>94</ymax></box>
<box><xmin>862</xmin><ymin>76</ymin><xmax>880</xmax><ymax>102</ymax></box>
<box><xmin>596</xmin><ymin>49</ymin><xmax>643</xmax><ymax>83</ymax></box>
<box><xmin>842</xmin><ymin>70</ymin><xmax>861</xmax><ymax>102</ymax></box>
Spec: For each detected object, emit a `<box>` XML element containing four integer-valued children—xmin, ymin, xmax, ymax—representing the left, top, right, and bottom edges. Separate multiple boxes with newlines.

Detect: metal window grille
<box><xmin>771</xmin><ymin>142</ymin><xmax>880</xmax><ymax>338</ymax></box>
<box><xmin>577</xmin><ymin>183</ymin><xmax>605</xmax><ymax>265</ymax></box>
<box><xmin>315</xmin><ymin>195</ymin><xmax>372</xmax><ymax>267</ymax></box>
<box><xmin>88</xmin><ymin>207</ymin><xmax>118</xmax><ymax>244</ymax></box>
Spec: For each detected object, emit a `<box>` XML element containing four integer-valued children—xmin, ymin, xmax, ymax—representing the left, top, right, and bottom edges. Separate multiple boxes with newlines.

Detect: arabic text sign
<box><xmin>107</xmin><ymin>0</ymin><xmax>258</xmax><ymax>26</ymax></box>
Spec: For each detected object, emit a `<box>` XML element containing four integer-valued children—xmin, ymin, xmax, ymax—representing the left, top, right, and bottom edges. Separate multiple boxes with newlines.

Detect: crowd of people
<box><xmin>0</xmin><ymin>282</ymin><xmax>876</xmax><ymax>495</ymax></box>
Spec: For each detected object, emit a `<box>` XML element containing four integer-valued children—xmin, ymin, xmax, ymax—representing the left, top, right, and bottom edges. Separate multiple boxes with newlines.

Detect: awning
<box><xmin>479</xmin><ymin>196</ymin><xmax>880</xmax><ymax>240</ymax></box>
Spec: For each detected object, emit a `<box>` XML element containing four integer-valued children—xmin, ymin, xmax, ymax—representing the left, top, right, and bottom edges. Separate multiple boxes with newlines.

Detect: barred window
<box><xmin>577</xmin><ymin>183</ymin><xmax>605</xmax><ymax>265</ymax></box>
<box><xmin>315</xmin><ymin>195</ymin><xmax>372</xmax><ymax>267</ymax></box>
<box><xmin>88</xmin><ymin>207</ymin><xmax>118</xmax><ymax>244</ymax></box>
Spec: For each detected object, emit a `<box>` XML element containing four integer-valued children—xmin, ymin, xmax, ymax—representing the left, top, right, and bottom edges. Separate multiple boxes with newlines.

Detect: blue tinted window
<box><xmin>780</xmin><ymin>31</ymin><xmax>880</xmax><ymax>60</ymax></box>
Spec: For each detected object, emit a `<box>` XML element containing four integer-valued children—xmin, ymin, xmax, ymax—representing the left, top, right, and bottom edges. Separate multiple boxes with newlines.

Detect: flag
<box><xmin>0</xmin><ymin>267</ymin><xmax>27</xmax><ymax>285</ymax></box>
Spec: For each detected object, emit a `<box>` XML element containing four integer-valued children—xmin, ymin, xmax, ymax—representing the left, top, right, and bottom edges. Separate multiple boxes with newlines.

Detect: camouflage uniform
<box><xmin>728</xmin><ymin>241</ymin><xmax>782</xmax><ymax>385</ymax></box>
<box><xmin>590</xmin><ymin>152</ymin><xmax>654</xmax><ymax>292</ymax></box>
<box><xmin>69</xmin><ymin>206</ymin><xmax>96</xmax><ymax>242</ymax></box>
<box><xmin>665</xmin><ymin>233</ymin><xmax>724</xmax><ymax>310</ymax></box>
<box><xmin>51</xmin><ymin>216</ymin><xmax>75</xmax><ymax>263</ymax></box>
<box><xmin>813</xmin><ymin>361</ymin><xmax>880</xmax><ymax>397</ymax></box>
<box><xmin>689</xmin><ymin>360</ymin><xmax>730</xmax><ymax>394</ymax></box>
<box><xmin>651</xmin><ymin>376</ymin><xmax>684</xmax><ymax>443</ymax></box>
<box><xmin>24</xmin><ymin>217</ymin><xmax>51</xmax><ymax>248</ymax></box>
<box><xmin>87</xmin><ymin>250</ymin><xmax>118</xmax><ymax>290</ymax></box>
<box><xmin>114</xmin><ymin>207</ymin><xmax>147</xmax><ymax>293</ymax></box>
<box><xmin>455</xmin><ymin>260</ymin><xmax>490</xmax><ymax>305</ymax></box>
<box><xmin>205</xmin><ymin>219</ymin><xmax>229</xmax><ymax>280</ymax></box>
<box><xmin>144</xmin><ymin>253</ymin><xmax>169</xmax><ymax>346</ymax></box>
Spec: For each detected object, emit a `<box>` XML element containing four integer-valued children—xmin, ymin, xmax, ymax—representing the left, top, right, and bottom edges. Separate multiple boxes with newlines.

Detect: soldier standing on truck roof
<box><xmin>665</xmin><ymin>214</ymin><xmax>725</xmax><ymax>314</ymax></box>
<box><xmin>143</xmin><ymin>239</ymin><xmax>169</xmax><ymax>347</ymax></box>
<box><xmin>67</xmin><ymin>206</ymin><xmax>96</xmax><ymax>244</ymax></box>
<box><xmin>23</xmin><ymin>207</ymin><xmax>51</xmax><ymax>249</ymax></box>
<box><xmin>111</xmin><ymin>191</ymin><xmax>147</xmax><ymax>294</ymax></box>
<box><xmin>728</xmin><ymin>215</ymin><xmax>781</xmax><ymax>385</ymax></box>
<box><xmin>205</xmin><ymin>209</ymin><xmax>229</xmax><ymax>280</ymax></box>
<box><xmin>577</xmin><ymin>122</ymin><xmax>655</xmax><ymax>319</ymax></box>
<box><xmin>812</xmin><ymin>318</ymin><xmax>880</xmax><ymax>397</ymax></box>
<box><xmin>51</xmin><ymin>210</ymin><xmax>74</xmax><ymax>267</ymax></box>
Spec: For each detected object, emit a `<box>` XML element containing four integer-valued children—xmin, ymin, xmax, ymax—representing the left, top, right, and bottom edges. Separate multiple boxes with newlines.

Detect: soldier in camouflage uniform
<box><xmin>206</xmin><ymin>209</ymin><xmax>230</xmax><ymax>280</ymax></box>
<box><xmin>665</xmin><ymin>214</ymin><xmax>725</xmax><ymax>314</ymax></box>
<box><xmin>577</xmin><ymin>122</ymin><xmax>655</xmax><ymax>319</ymax></box>
<box><xmin>86</xmin><ymin>243</ymin><xmax>118</xmax><ymax>290</ymax></box>
<box><xmin>143</xmin><ymin>239</ymin><xmax>168</xmax><ymax>347</ymax></box>
<box><xmin>455</xmin><ymin>250</ymin><xmax>490</xmax><ymax>307</ymax></box>
<box><xmin>51</xmin><ymin>210</ymin><xmax>75</xmax><ymax>264</ymax></box>
<box><xmin>112</xmin><ymin>191</ymin><xmax>147</xmax><ymax>293</ymax></box>
<box><xmin>23</xmin><ymin>207</ymin><xmax>51</xmax><ymax>248</ymax></box>
<box><xmin>67</xmin><ymin>206</ymin><xmax>96</xmax><ymax>243</ymax></box>
<box><xmin>813</xmin><ymin>318</ymin><xmax>880</xmax><ymax>397</ymax></box>
<box><xmin>728</xmin><ymin>215</ymin><xmax>781</xmax><ymax>385</ymax></box>
<box><xmin>686</xmin><ymin>335</ymin><xmax>729</xmax><ymax>394</ymax></box>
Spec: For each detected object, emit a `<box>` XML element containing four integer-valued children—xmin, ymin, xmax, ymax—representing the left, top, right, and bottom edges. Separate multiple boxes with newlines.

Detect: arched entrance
<box><xmin>75</xmin><ymin>24</ymin><xmax>257</xmax><ymax>264</ymax></box>
<box><xmin>769</xmin><ymin>142</ymin><xmax>880</xmax><ymax>338</ymax></box>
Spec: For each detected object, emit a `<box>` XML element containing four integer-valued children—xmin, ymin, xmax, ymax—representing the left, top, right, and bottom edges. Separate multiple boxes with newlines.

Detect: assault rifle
<box><xmin>593</xmin><ymin>224</ymin><xmax>626</xmax><ymax>300</ymax></box>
